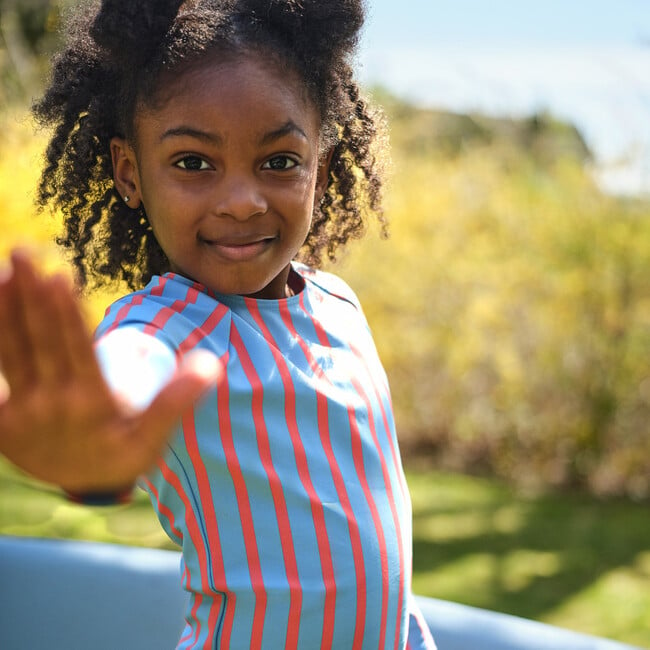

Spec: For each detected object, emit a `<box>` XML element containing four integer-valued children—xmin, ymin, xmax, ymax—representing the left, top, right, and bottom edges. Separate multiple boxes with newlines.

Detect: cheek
<box><xmin>270</xmin><ymin>174</ymin><xmax>317</xmax><ymax>218</ymax></box>
<box><xmin>295</xmin><ymin>166</ymin><xmax>322</xmax><ymax>211</ymax></box>
<box><xmin>139</xmin><ymin>201</ymin><xmax>181</xmax><ymax>253</ymax></box>
<box><xmin>138</xmin><ymin>178</ymin><xmax>187</xmax><ymax>234</ymax></box>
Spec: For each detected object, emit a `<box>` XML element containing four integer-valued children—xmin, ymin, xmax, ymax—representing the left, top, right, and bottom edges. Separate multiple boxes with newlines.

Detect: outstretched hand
<box><xmin>0</xmin><ymin>252</ymin><xmax>222</xmax><ymax>496</ymax></box>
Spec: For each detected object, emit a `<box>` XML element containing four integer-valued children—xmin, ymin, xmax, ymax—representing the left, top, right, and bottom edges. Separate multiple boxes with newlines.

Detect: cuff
<box><xmin>64</xmin><ymin>488</ymin><xmax>133</xmax><ymax>506</ymax></box>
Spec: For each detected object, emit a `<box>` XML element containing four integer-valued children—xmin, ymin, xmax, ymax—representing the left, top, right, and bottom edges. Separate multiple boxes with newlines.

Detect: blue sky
<box><xmin>362</xmin><ymin>0</ymin><xmax>650</xmax><ymax>47</ymax></box>
<box><xmin>358</xmin><ymin>1</ymin><xmax>650</xmax><ymax>194</ymax></box>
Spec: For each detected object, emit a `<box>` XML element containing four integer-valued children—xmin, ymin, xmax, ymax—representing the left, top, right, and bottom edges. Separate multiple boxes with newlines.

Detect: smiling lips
<box><xmin>200</xmin><ymin>234</ymin><xmax>276</xmax><ymax>262</ymax></box>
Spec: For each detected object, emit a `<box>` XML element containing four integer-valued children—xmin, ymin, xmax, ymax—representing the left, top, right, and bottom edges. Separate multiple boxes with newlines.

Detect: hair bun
<box><xmin>239</xmin><ymin>0</ymin><xmax>365</xmax><ymax>62</ymax></box>
<box><xmin>90</xmin><ymin>0</ymin><xmax>186</xmax><ymax>63</ymax></box>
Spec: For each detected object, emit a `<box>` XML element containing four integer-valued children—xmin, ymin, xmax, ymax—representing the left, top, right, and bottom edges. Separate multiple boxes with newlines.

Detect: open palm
<box><xmin>0</xmin><ymin>252</ymin><xmax>220</xmax><ymax>496</ymax></box>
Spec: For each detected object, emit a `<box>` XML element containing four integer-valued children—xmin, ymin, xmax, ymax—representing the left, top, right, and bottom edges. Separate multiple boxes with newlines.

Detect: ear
<box><xmin>314</xmin><ymin>146</ymin><xmax>335</xmax><ymax>204</ymax></box>
<box><xmin>111</xmin><ymin>137</ymin><xmax>142</xmax><ymax>209</ymax></box>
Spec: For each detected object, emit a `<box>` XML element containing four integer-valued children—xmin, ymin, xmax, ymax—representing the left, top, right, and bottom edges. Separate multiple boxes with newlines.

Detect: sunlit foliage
<box><xmin>3</xmin><ymin>92</ymin><xmax>650</xmax><ymax>500</ymax></box>
<box><xmin>337</xmin><ymin>131</ymin><xmax>650</xmax><ymax>499</ymax></box>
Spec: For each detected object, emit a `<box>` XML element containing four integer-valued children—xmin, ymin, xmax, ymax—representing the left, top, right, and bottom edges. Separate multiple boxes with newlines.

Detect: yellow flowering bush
<box><xmin>337</xmin><ymin>145</ymin><xmax>650</xmax><ymax>498</ymax></box>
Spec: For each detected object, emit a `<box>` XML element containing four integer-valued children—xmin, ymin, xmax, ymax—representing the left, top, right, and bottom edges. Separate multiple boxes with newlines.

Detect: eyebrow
<box><xmin>259</xmin><ymin>121</ymin><xmax>309</xmax><ymax>146</ymax></box>
<box><xmin>159</xmin><ymin>121</ymin><xmax>309</xmax><ymax>147</ymax></box>
<box><xmin>159</xmin><ymin>126</ymin><xmax>223</xmax><ymax>145</ymax></box>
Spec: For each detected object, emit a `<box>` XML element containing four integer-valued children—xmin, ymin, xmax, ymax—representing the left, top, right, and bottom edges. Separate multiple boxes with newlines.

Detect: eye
<box><xmin>262</xmin><ymin>155</ymin><xmax>298</xmax><ymax>171</ymax></box>
<box><xmin>175</xmin><ymin>155</ymin><xmax>211</xmax><ymax>171</ymax></box>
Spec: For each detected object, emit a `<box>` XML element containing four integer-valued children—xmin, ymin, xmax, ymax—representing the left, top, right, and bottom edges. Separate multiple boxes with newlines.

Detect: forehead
<box><xmin>135</xmin><ymin>53</ymin><xmax>321</xmax><ymax>139</ymax></box>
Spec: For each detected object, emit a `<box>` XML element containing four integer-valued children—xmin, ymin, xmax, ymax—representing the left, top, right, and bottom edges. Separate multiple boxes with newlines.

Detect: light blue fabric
<box><xmin>94</xmin><ymin>268</ymin><xmax>420</xmax><ymax>648</ymax></box>
<box><xmin>0</xmin><ymin>536</ymin><xmax>642</xmax><ymax>650</ymax></box>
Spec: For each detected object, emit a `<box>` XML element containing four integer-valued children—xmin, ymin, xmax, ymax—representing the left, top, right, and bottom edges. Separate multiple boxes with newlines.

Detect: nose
<box><xmin>213</xmin><ymin>173</ymin><xmax>267</xmax><ymax>221</ymax></box>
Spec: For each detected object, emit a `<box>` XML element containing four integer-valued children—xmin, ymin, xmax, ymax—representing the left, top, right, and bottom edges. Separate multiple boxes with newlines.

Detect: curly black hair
<box><xmin>32</xmin><ymin>0</ymin><xmax>388</xmax><ymax>291</ymax></box>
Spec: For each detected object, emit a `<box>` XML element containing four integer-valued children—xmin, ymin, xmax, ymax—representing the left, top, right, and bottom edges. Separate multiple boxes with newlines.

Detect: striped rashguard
<box><xmin>95</xmin><ymin>264</ymin><xmax>436</xmax><ymax>650</ymax></box>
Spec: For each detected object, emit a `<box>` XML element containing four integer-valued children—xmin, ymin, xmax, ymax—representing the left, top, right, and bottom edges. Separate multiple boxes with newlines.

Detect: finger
<box><xmin>0</xmin><ymin>255</ymin><xmax>37</xmax><ymax>393</ymax></box>
<box><xmin>136</xmin><ymin>350</ymin><xmax>224</xmax><ymax>457</ymax></box>
<box><xmin>46</xmin><ymin>273</ymin><xmax>105</xmax><ymax>384</ymax></box>
<box><xmin>0</xmin><ymin>272</ymin><xmax>18</xmax><ymax>384</ymax></box>
<box><xmin>11</xmin><ymin>252</ymin><xmax>71</xmax><ymax>383</ymax></box>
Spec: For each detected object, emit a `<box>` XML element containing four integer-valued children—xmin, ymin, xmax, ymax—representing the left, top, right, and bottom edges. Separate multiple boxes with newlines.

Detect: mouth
<box><xmin>199</xmin><ymin>234</ymin><xmax>276</xmax><ymax>262</ymax></box>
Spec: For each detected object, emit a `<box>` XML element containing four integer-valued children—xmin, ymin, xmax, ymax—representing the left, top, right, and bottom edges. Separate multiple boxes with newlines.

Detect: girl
<box><xmin>0</xmin><ymin>0</ymin><xmax>436</xmax><ymax>648</ymax></box>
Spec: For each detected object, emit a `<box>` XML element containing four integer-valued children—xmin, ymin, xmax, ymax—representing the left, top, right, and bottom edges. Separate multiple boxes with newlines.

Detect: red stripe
<box><xmin>104</xmin><ymin>294</ymin><xmax>144</xmax><ymax>335</ymax></box>
<box><xmin>177</xmin><ymin>562</ymin><xmax>196</xmax><ymax>646</ymax></box>
<box><xmin>142</xmin><ymin>476</ymin><xmax>183</xmax><ymax>542</ymax></box>
<box><xmin>348</xmin><ymin>367</ymin><xmax>406</xmax><ymax>650</ymax></box>
<box><xmin>217</xmin><ymin>364</ymin><xmax>237</xmax><ymax>648</ymax></box>
<box><xmin>287</xmin><ymin>294</ymin><xmax>369</xmax><ymax>648</ymax></box>
<box><xmin>348</xmin><ymin>341</ymin><xmax>412</xmax><ymax>649</ymax></box>
<box><xmin>181</xmin><ymin>402</ymin><xmax>230</xmax><ymax>647</ymax></box>
<box><xmin>159</xmin><ymin>296</ymin><xmax>236</xmax><ymax>647</ymax></box>
<box><xmin>272</xmin><ymin>301</ymin><xmax>342</xmax><ymax>649</ymax></box>
<box><xmin>231</xmin><ymin>320</ymin><xmax>302</xmax><ymax>648</ymax></box>
<box><xmin>214</xmin><ymin>337</ymin><xmax>267</xmax><ymax>649</ymax></box>
<box><xmin>104</xmin><ymin>276</ymin><xmax>167</xmax><ymax>335</ymax></box>
<box><xmin>184</xmin><ymin>593</ymin><xmax>203</xmax><ymax>648</ymax></box>
<box><xmin>246</xmin><ymin>300</ymin><xmax>334</xmax><ymax>649</ymax></box>
<box><xmin>157</xmin><ymin>457</ymin><xmax>223</xmax><ymax>648</ymax></box>
<box><xmin>143</xmin><ymin>284</ymin><xmax>201</xmax><ymax>336</ymax></box>
<box><xmin>103</xmin><ymin>278</ymin><xmax>234</xmax><ymax>647</ymax></box>
<box><xmin>308</xmin><ymin>289</ymin><xmax>408</xmax><ymax>648</ymax></box>
<box><xmin>177</xmin><ymin>302</ymin><xmax>230</xmax><ymax>355</ymax></box>
<box><xmin>346</xmin><ymin>395</ymin><xmax>391</xmax><ymax>649</ymax></box>
<box><xmin>143</xmin><ymin>476</ymin><xmax>198</xmax><ymax>647</ymax></box>
<box><xmin>350</xmin><ymin>342</ymin><xmax>410</xmax><ymax>504</ymax></box>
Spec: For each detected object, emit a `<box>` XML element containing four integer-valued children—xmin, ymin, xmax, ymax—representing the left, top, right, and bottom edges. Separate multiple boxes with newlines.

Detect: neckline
<box><xmin>160</xmin><ymin>263</ymin><xmax>307</xmax><ymax>307</ymax></box>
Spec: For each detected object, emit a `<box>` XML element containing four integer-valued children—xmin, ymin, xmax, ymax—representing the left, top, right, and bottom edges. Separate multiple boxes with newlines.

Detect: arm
<box><xmin>0</xmin><ymin>251</ymin><xmax>221</xmax><ymax>497</ymax></box>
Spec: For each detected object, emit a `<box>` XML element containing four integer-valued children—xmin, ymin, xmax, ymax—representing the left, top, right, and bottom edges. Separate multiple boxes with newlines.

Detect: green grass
<box><xmin>1</xmin><ymin>457</ymin><xmax>648</xmax><ymax>647</ymax></box>
<box><xmin>407</xmin><ymin>470</ymin><xmax>650</xmax><ymax>647</ymax></box>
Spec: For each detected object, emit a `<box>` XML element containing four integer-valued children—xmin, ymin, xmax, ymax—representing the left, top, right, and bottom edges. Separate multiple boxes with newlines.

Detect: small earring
<box><xmin>123</xmin><ymin>195</ymin><xmax>130</xmax><ymax>203</ymax></box>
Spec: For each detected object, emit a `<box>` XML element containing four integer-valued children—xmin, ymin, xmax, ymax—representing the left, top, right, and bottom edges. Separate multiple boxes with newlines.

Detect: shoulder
<box><xmin>295</xmin><ymin>263</ymin><xmax>363</xmax><ymax>311</ymax></box>
<box><xmin>95</xmin><ymin>273</ymin><xmax>231</xmax><ymax>351</ymax></box>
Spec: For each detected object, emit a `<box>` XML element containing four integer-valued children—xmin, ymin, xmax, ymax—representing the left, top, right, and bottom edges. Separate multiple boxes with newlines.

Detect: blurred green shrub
<box><xmin>337</xmin><ymin>103</ymin><xmax>650</xmax><ymax>499</ymax></box>
<box><xmin>0</xmin><ymin>0</ymin><xmax>69</xmax><ymax>105</ymax></box>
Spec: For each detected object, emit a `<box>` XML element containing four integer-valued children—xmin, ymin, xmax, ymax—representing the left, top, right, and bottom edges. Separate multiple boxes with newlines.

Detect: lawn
<box><xmin>406</xmin><ymin>469</ymin><xmax>650</xmax><ymax>647</ymax></box>
<box><xmin>0</xmin><ymin>457</ymin><xmax>648</xmax><ymax>647</ymax></box>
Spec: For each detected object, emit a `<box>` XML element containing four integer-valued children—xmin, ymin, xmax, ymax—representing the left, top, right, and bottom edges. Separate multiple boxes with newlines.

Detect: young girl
<box><xmin>0</xmin><ymin>0</ymin><xmax>436</xmax><ymax>648</ymax></box>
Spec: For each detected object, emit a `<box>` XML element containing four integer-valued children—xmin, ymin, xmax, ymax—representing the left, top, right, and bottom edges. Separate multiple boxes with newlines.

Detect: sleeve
<box><xmin>63</xmin><ymin>327</ymin><xmax>178</xmax><ymax>507</ymax></box>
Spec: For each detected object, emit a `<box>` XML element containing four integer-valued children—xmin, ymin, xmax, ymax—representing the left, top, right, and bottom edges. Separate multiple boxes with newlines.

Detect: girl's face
<box><xmin>111</xmin><ymin>54</ymin><xmax>330</xmax><ymax>299</ymax></box>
